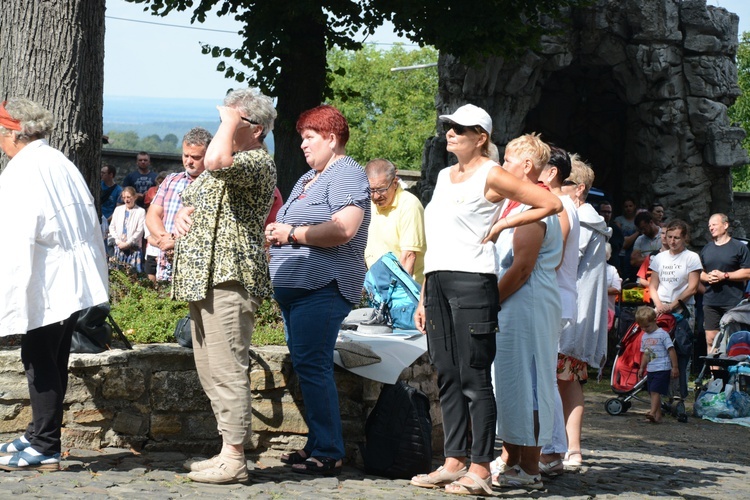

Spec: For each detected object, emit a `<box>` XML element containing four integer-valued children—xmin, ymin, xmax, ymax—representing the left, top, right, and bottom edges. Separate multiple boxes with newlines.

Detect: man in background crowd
<box><xmin>146</xmin><ymin>128</ymin><xmax>212</xmax><ymax>282</ymax></box>
<box><xmin>123</xmin><ymin>151</ymin><xmax>157</xmax><ymax>207</ymax></box>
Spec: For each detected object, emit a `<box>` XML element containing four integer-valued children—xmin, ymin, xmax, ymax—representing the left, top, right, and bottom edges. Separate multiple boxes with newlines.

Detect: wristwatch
<box><xmin>724</xmin><ymin>272</ymin><xmax>730</xmax><ymax>280</ymax></box>
<box><xmin>288</xmin><ymin>226</ymin><xmax>298</xmax><ymax>244</ymax></box>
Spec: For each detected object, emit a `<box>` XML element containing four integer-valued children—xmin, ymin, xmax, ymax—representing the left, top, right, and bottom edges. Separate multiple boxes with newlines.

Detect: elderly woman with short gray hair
<box><xmin>172</xmin><ymin>88</ymin><xmax>277</xmax><ymax>484</ymax></box>
<box><xmin>0</xmin><ymin>98</ymin><xmax>109</xmax><ymax>471</ymax></box>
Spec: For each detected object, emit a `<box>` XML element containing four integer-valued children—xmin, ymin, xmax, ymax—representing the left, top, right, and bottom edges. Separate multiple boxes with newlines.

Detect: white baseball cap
<box><xmin>439</xmin><ymin>104</ymin><xmax>493</xmax><ymax>134</ymax></box>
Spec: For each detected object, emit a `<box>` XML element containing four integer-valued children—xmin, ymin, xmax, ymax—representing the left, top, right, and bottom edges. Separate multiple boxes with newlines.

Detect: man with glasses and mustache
<box><xmin>364</xmin><ymin>158</ymin><xmax>426</xmax><ymax>283</ymax></box>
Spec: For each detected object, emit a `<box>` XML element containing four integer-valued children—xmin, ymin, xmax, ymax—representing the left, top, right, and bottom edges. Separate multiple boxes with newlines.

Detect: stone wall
<box><xmin>0</xmin><ymin>344</ymin><xmax>441</xmax><ymax>463</ymax></box>
<box><xmin>421</xmin><ymin>0</ymin><xmax>748</xmax><ymax>246</ymax></box>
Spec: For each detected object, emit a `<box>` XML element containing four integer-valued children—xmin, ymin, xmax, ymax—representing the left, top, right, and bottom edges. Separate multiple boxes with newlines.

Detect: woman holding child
<box><xmin>411</xmin><ymin>105</ymin><xmax>561</xmax><ymax>496</ymax></box>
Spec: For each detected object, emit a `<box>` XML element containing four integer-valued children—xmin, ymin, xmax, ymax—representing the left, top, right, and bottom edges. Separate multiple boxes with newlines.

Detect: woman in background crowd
<box><xmin>109</xmin><ymin>186</ymin><xmax>146</xmax><ymax>272</ymax></box>
<box><xmin>558</xmin><ymin>156</ymin><xmax>611</xmax><ymax>471</ymax></box>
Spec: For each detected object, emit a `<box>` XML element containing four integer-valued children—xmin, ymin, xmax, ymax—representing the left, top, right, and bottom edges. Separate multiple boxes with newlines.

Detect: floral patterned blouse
<box><xmin>172</xmin><ymin>148</ymin><xmax>276</xmax><ymax>302</ymax></box>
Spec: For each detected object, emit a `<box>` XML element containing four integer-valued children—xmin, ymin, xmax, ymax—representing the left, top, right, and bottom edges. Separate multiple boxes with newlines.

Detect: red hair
<box><xmin>296</xmin><ymin>105</ymin><xmax>349</xmax><ymax>147</ymax></box>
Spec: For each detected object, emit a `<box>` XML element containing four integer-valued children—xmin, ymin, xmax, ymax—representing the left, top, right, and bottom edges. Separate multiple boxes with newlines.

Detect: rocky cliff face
<box><xmin>421</xmin><ymin>0</ymin><xmax>748</xmax><ymax>243</ymax></box>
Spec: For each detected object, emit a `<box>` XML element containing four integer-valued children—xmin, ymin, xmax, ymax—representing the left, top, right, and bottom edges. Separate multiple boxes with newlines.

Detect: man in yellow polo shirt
<box><xmin>364</xmin><ymin>159</ymin><xmax>426</xmax><ymax>284</ymax></box>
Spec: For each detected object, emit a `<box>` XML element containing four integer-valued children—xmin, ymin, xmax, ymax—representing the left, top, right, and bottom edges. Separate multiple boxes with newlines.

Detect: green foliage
<box><xmin>327</xmin><ymin>44</ymin><xmax>437</xmax><ymax>170</ymax></box>
<box><xmin>730</xmin><ymin>32</ymin><xmax>750</xmax><ymax>191</ymax></box>
<box><xmin>108</xmin><ymin>268</ymin><xmax>286</xmax><ymax>345</ymax></box>
<box><xmin>104</xmin><ymin>130</ymin><xmax>182</xmax><ymax>154</ymax></box>
<box><xmin>109</xmin><ymin>268</ymin><xmax>188</xmax><ymax>344</ymax></box>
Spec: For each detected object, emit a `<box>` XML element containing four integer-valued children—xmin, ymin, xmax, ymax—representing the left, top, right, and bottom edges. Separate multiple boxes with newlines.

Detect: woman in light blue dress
<box><xmin>489</xmin><ymin>133</ymin><xmax>563</xmax><ymax>490</ymax></box>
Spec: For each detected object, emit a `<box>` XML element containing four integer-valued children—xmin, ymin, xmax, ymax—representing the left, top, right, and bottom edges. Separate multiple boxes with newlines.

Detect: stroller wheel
<box><xmin>605</xmin><ymin>398</ymin><xmax>624</xmax><ymax>416</ymax></box>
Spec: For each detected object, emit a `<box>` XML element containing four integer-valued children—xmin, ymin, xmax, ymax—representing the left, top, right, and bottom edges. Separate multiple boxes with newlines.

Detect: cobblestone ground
<box><xmin>1</xmin><ymin>393</ymin><xmax>748</xmax><ymax>498</ymax></box>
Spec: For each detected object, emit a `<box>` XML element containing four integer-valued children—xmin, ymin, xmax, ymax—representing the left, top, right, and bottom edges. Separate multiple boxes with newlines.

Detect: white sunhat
<box><xmin>439</xmin><ymin>104</ymin><xmax>493</xmax><ymax>134</ymax></box>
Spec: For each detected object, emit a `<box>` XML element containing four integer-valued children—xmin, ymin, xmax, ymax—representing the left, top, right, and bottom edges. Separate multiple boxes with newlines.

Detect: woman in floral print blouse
<box><xmin>172</xmin><ymin>88</ymin><xmax>277</xmax><ymax>485</ymax></box>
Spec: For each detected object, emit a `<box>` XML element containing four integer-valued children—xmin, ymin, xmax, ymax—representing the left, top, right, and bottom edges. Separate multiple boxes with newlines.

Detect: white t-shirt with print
<box><xmin>640</xmin><ymin>327</ymin><xmax>674</xmax><ymax>372</ymax></box>
<box><xmin>649</xmin><ymin>249</ymin><xmax>702</xmax><ymax>305</ymax></box>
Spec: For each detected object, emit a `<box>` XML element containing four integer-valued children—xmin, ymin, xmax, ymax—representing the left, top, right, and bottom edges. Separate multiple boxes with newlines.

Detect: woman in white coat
<box><xmin>0</xmin><ymin>98</ymin><xmax>108</xmax><ymax>471</ymax></box>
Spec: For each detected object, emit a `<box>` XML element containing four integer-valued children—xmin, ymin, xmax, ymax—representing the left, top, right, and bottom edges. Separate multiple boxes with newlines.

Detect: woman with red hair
<box><xmin>266</xmin><ymin>105</ymin><xmax>370</xmax><ymax>476</ymax></box>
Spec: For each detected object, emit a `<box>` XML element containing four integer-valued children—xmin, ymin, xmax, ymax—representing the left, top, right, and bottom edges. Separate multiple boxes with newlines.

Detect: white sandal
<box><xmin>445</xmin><ymin>471</ymin><xmax>493</xmax><ymax>496</ymax></box>
<box><xmin>411</xmin><ymin>465</ymin><xmax>467</xmax><ymax>489</ymax></box>
<box><xmin>563</xmin><ymin>450</ymin><xmax>583</xmax><ymax>472</ymax></box>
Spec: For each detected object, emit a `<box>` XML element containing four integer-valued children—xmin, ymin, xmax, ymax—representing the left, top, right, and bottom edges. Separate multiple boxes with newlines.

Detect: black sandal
<box><xmin>280</xmin><ymin>450</ymin><xmax>308</xmax><ymax>465</ymax></box>
<box><xmin>291</xmin><ymin>456</ymin><xmax>342</xmax><ymax>476</ymax></box>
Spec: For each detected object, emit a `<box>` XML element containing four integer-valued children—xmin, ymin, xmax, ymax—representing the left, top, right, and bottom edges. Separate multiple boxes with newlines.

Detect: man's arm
<box><xmin>145</xmin><ymin>204</ymin><xmax>174</xmax><ymax>251</ymax></box>
<box><xmin>399</xmin><ymin>250</ymin><xmax>417</xmax><ymax>275</ymax></box>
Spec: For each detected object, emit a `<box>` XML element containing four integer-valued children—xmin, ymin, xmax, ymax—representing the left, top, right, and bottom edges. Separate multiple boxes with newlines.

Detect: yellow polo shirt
<box><xmin>365</xmin><ymin>185</ymin><xmax>426</xmax><ymax>284</ymax></box>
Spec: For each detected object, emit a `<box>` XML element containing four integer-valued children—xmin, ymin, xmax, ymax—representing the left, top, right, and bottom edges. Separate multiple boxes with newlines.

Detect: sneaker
<box><xmin>187</xmin><ymin>458</ymin><xmax>248</xmax><ymax>484</ymax></box>
<box><xmin>0</xmin><ymin>436</ymin><xmax>30</xmax><ymax>455</ymax></box>
<box><xmin>494</xmin><ymin>465</ymin><xmax>543</xmax><ymax>490</ymax></box>
<box><xmin>0</xmin><ymin>449</ymin><xmax>60</xmax><ymax>471</ymax></box>
<box><xmin>183</xmin><ymin>454</ymin><xmax>220</xmax><ymax>472</ymax></box>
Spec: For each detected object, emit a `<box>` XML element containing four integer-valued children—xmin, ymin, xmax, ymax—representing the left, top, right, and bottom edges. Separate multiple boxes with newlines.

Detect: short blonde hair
<box><xmin>568</xmin><ymin>154</ymin><xmax>596</xmax><ymax>196</ymax></box>
<box><xmin>505</xmin><ymin>133</ymin><xmax>550</xmax><ymax>173</ymax></box>
<box><xmin>635</xmin><ymin>306</ymin><xmax>657</xmax><ymax>327</ymax></box>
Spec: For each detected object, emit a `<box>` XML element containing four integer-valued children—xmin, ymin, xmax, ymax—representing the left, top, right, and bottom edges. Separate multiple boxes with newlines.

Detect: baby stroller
<box><xmin>605</xmin><ymin>304</ymin><xmax>693</xmax><ymax>422</ymax></box>
<box><xmin>693</xmin><ymin>300</ymin><xmax>750</xmax><ymax>411</ymax></box>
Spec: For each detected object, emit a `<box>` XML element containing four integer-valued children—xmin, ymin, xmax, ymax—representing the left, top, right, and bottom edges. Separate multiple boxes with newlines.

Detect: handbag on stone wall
<box><xmin>174</xmin><ymin>314</ymin><xmax>192</xmax><ymax>348</ymax></box>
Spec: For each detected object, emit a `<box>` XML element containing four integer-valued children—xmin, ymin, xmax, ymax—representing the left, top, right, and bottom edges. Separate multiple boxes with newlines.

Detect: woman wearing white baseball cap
<box><xmin>411</xmin><ymin>104</ymin><xmax>562</xmax><ymax>496</ymax></box>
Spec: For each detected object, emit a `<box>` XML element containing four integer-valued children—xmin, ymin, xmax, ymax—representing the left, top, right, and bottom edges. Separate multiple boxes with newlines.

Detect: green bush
<box><xmin>108</xmin><ymin>268</ymin><xmax>286</xmax><ymax>346</ymax></box>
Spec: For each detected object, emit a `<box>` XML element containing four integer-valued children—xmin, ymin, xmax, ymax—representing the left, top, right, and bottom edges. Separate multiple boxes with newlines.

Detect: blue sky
<box><xmin>104</xmin><ymin>1</ymin><xmax>410</xmax><ymax>99</ymax></box>
<box><xmin>104</xmin><ymin>0</ymin><xmax>750</xmax><ymax>100</ymax></box>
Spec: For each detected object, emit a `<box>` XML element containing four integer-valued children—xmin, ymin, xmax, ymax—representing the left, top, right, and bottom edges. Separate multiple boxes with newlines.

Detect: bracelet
<box><xmin>724</xmin><ymin>272</ymin><xmax>730</xmax><ymax>280</ymax></box>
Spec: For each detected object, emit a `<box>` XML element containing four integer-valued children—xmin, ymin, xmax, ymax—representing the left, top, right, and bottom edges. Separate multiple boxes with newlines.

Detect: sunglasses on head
<box><xmin>442</xmin><ymin>122</ymin><xmax>477</xmax><ymax>135</ymax></box>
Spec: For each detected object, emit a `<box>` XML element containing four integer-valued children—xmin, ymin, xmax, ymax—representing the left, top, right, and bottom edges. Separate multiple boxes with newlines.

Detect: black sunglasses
<box><xmin>561</xmin><ymin>180</ymin><xmax>578</xmax><ymax>187</ymax></box>
<box><xmin>442</xmin><ymin>122</ymin><xmax>476</xmax><ymax>135</ymax></box>
<box><xmin>241</xmin><ymin>117</ymin><xmax>260</xmax><ymax>125</ymax></box>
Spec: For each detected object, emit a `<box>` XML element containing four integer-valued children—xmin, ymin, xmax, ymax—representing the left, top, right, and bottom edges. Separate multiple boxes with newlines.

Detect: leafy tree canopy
<box><xmin>730</xmin><ymin>32</ymin><xmax>750</xmax><ymax>191</ymax></box>
<box><xmin>126</xmin><ymin>0</ymin><xmax>588</xmax><ymax>195</ymax></box>
<box><xmin>327</xmin><ymin>44</ymin><xmax>438</xmax><ymax>171</ymax></box>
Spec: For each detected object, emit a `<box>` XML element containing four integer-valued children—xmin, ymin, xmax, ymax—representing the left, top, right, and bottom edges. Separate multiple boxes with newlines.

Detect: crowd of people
<box><xmin>1</xmin><ymin>95</ymin><xmax>749</xmax><ymax>495</ymax></box>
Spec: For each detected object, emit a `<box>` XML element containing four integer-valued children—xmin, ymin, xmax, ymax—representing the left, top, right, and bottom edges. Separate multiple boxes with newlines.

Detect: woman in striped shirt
<box><xmin>266</xmin><ymin>105</ymin><xmax>370</xmax><ymax>477</ymax></box>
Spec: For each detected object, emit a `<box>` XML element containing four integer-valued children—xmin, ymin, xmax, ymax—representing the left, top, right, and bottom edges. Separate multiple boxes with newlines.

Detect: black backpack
<box><xmin>362</xmin><ymin>380</ymin><xmax>432</xmax><ymax>479</ymax></box>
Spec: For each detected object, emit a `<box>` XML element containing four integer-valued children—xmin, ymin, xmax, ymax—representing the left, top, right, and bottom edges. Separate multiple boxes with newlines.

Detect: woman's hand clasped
<box><xmin>265</xmin><ymin>223</ymin><xmax>292</xmax><ymax>246</ymax></box>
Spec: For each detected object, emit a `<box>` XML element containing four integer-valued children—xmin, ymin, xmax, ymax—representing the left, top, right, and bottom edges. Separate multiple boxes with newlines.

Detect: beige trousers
<box><xmin>190</xmin><ymin>281</ymin><xmax>260</xmax><ymax>445</ymax></box>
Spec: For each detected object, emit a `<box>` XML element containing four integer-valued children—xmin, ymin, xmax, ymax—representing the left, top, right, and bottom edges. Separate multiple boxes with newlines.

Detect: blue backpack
<box><xmin>363</xmin><ymin>252</ymin><xmax>421</xmax><ymax>330</ymax></box>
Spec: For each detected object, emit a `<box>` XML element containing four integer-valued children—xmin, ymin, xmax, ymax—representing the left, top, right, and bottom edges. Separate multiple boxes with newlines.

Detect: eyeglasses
<box><xmin>371</xmin><ymin>179</ymin><xmax>395</xmax><ymax>196</ymax></box>
<box><xmin>240</xmin><ymin>117</ymin><xmax>259</xmax><ymax>125</ymax></box>
<box><xmin>442</xmin><ymin>122</ymin><xmax>475</xmax><ymax>135</ymax></box>
<box><xmin>561</xmin><ymin>180</ymin><xmax>578</xmax><ymax>186</ymax></box>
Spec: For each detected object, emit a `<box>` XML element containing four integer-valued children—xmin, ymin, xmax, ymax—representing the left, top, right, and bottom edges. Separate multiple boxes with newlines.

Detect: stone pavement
<box><xmin>1</xmin><ymin>393</ymin><xmax>748</xmax><ymax>498</ymax></box>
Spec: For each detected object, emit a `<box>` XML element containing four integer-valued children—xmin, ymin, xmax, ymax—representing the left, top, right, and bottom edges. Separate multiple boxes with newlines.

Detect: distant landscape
<box><xmin>103</xmin><ymin>96</ymin><xmax>274</xmax><ymax>152</ymax></box>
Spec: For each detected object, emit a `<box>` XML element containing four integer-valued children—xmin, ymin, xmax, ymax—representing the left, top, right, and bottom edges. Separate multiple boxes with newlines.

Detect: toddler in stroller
<box><xmin>605</xmin><ymin>302</ymin><xmax>693</xmax><ymax>422</ymax></box>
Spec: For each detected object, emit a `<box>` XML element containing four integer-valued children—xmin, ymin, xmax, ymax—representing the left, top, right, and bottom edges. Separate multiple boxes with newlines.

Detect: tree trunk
<box><xmin>0</xmin><ymin>0</ymin><xmax>106</xmax><ymax>205</ymax></box>
<box><xmin>272</xmin><ymin>16</ymin><xmax>327</xmax><ymax>198</ymax></box>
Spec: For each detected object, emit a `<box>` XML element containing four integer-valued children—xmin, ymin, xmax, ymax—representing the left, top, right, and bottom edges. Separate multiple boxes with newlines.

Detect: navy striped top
<box><xmin>269</xmin><ymin>156</ymin><xmax>371</xmax><ymax>304</ymax></box>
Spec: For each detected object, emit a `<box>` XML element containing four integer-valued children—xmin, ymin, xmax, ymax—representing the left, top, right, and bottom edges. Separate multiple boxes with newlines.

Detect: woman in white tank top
<box><xmin>411</xmin><ymin>104</ymin><xmax>562</xmax><ymax>496</ymax></box>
